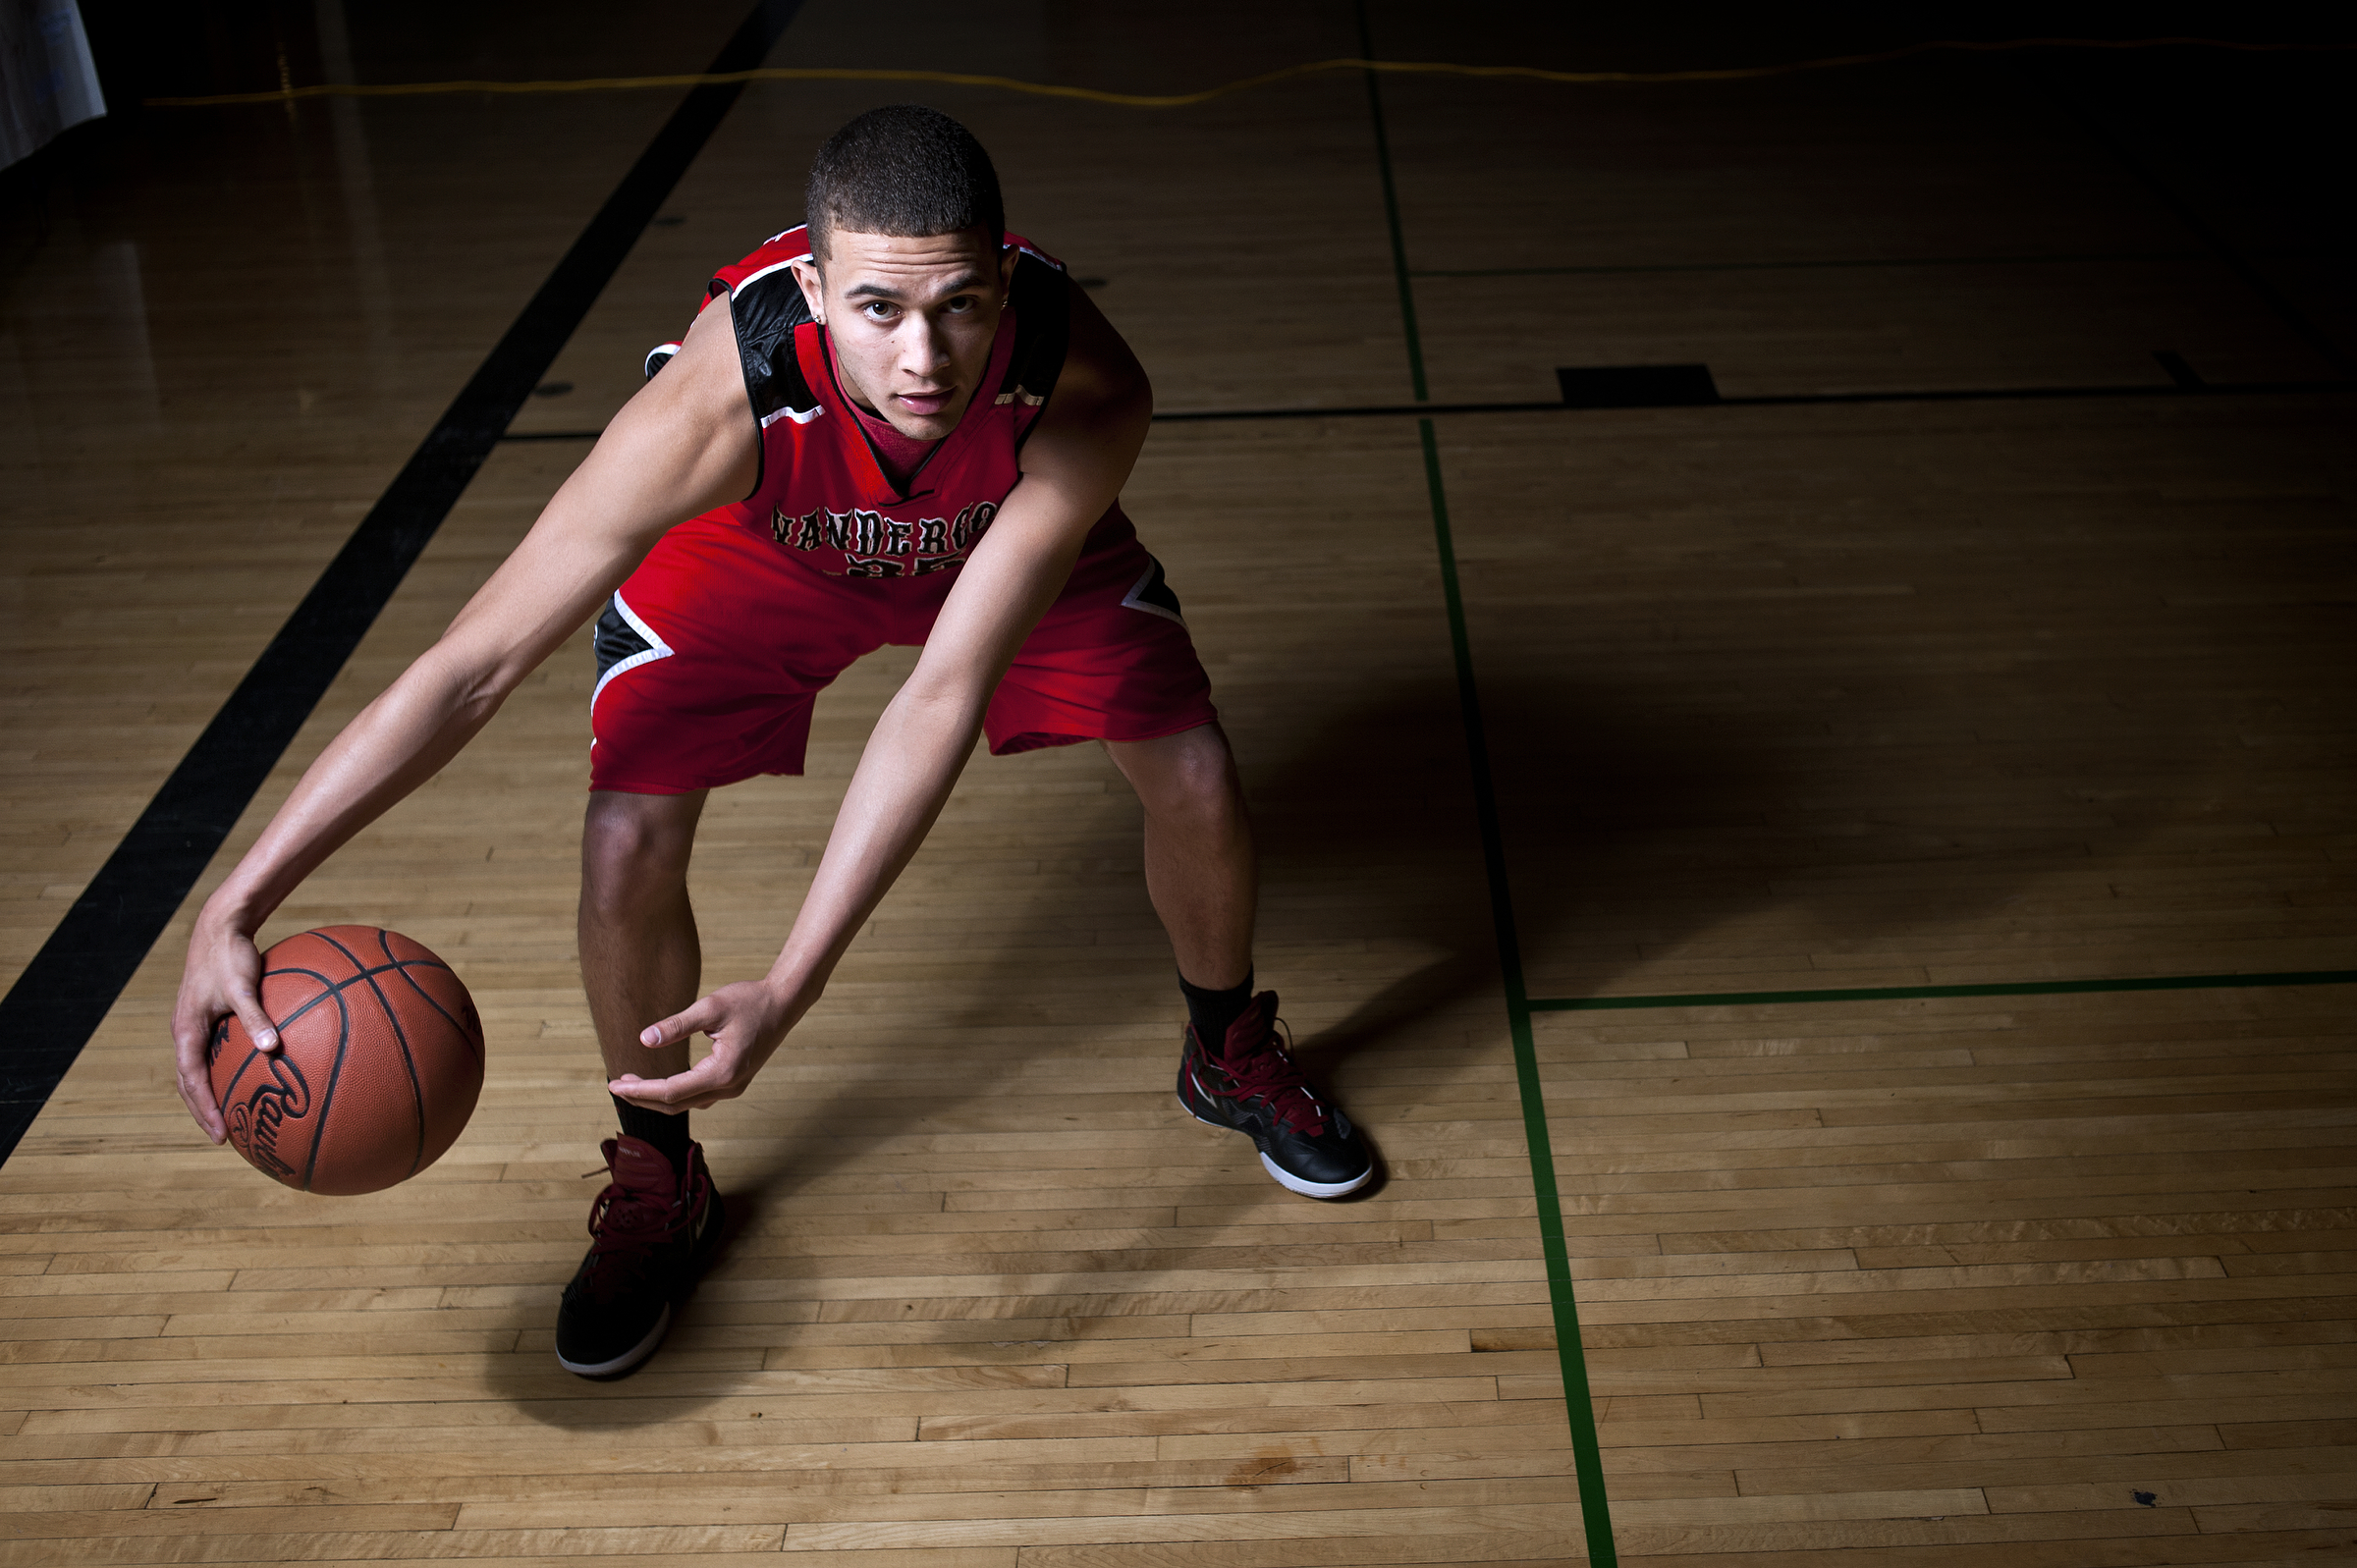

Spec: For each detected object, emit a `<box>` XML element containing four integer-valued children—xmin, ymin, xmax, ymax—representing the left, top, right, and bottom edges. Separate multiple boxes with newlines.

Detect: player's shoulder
<box><xmin>694</xmin><ymin>226</ymin><xmax>821</xmax><ymax>426</ymax></box>
<box><xmin>642</xmin><ymin>225</ymin><xmax>815</xmax><ymax>384</ymax></box>
<box><xmin>714</xmin><ymin>224</ymin><xmax>816</xmax><ymax>295</ymax></box>
<box><xmin>998</xmin><ymin>231</ymin><xmax>1071</xmax><ymax>408</ymax></box>
<box><xmin>713</xmin><ymin>225</ymin><xmax>817</xmax><ymax>352</ymax></box>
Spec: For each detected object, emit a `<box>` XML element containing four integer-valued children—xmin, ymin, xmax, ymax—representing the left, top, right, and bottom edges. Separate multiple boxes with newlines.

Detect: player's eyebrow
<box><xmin>842</xmin><ymin>271</ymin><xmax>989</xmax><ymax>301</ymax></box>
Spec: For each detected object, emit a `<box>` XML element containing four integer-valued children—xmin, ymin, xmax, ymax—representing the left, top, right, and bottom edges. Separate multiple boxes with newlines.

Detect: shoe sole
<box><xmin>557</xmin><ymin>1303</ymin><xmax>672</xmax><ymax>1379</ymax></box>
<box><xmin>1182</xmin><ymin>1100</ymin><xmax>1375</xmax><ymax>1200</ymax></box>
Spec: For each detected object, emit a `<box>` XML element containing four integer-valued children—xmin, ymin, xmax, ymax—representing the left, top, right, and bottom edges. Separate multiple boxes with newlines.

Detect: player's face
<box><xmin>791</xmin><ymin>228</ymin><xmax>1017</xmax><ymax>440</ymax></box>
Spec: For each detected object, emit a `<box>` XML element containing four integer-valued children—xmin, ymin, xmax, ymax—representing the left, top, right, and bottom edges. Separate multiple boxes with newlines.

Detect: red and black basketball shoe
<box><xmin>1178</xmin><ymin>992</ymin><xmax>1375</xmax><ymax>1199</ymax></box>
<box><xmin>555</xmin><ymin>1134</ymin><xmax>724</xmax><ymax>1378</ymax></box>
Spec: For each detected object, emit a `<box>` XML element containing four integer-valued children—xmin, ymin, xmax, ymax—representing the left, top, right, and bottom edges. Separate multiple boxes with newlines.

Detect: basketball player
<box><xmin>170</xmin><ymin>107</ymin><xmax>1374</xmax><ymax>1379</ymax></box>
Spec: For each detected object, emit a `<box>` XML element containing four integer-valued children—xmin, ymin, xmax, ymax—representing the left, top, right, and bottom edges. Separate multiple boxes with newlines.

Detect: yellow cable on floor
<box><xmin>141</xmin><ymin>37</ymin><xmax>2352</xmax><ymax>110</ymax></box>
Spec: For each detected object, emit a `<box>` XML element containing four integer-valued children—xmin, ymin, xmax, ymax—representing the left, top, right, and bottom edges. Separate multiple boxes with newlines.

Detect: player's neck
<box><xmin>827</xmin><ymin>335</ymin><xmax>941</xmax><ymax>491</ymax></box>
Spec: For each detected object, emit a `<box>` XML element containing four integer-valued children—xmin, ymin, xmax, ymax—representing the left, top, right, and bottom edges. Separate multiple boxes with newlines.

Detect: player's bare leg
<box><xmin>1104</xmin><ymin>724</ymin><xmax>1255</xmax><ymax>990</ymax></box>
<box><xmin>578</xmin><ymin>788</ymin><xmax>707</xmax><ymax>1083</ymax></box>
<box><xmin>562</xmin><ymin>786</ymin><xmax>722</xmax><ymax>1379</ymax></box>
<box><xmin>1107</xmin><ymin>723</ymin><xmax>1374</xmax><ymax>1198</ymax></box>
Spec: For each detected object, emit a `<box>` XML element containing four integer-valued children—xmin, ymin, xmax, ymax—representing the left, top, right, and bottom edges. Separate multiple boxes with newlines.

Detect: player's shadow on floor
<box><xmin>1242</xmin><ymin>670</ymin><xmax>1788</xmax><ymax>1067</ymax></box>
<box><xmin>485</xmin><ymin>660</ymin><xmax>2120</xmax><ymax>1421</ymax></box>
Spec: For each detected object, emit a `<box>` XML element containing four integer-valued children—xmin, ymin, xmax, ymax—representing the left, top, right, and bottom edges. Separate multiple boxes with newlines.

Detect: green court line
<box><xmin>1529</xmin><ymin>968</ymin><xmax>2357</xmax><ymax>1012</ymax></box>
<box><xmin>1354</xmin><ymin>10</ymin><xmax>1617</xmax><ymax>1561</ymax></box>
<box><xmin>1357</xmin><ymin>43</ymin><xmax>1428</xmax><ymax>403</ymax></box>
<box><xmin>1410</xmin><ymin>247</ymin><xmax>2210</xmax><ymax>279</ymax></box>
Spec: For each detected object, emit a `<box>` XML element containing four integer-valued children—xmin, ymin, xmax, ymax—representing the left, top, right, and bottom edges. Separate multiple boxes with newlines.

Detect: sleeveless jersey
<box><xmin>646</xmin><ymin>223</ymin><xmax>1076</xmax><ymax>579</ymax></box>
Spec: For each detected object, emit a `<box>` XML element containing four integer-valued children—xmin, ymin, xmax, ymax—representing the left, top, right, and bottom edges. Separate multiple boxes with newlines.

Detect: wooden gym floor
<box><xmin>3</xmin><ymin>4</ymin><xmax>2353</xmax><ymax>1564</ymax></box>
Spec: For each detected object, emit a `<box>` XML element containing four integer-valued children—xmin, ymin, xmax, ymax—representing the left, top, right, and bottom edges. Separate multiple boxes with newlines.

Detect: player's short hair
<box><xmin>805</xmin><ymin>105</ymin><xmax>1005</xmax><ymax>262</ymax></box>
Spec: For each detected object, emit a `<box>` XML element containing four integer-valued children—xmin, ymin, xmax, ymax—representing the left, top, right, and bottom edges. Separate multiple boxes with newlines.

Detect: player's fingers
<box><xmin>639</xmin><ymin>995</ymin><xmax>722</xmax><ymax>1051</ymax></box>
<box><xmin>172</xmin><ymin>1052</ymin><xmax>227</xmax><ymax>1144</ymax></box>
<box><xmin>228</xmin><ymin>985</ymin><xmax>280</xmax><ymax>1054</ymax></box>
<box><xmin>177</xmin><ymin>1070</ymin><xmax>227</xmax><ymax>1143</ymax></box>
<box><xmin>608</xmin><ymin>1061</ymin><xmax>719</xmax><ymax>1109</ymax></box>
<box><xmin>169</xmin><ymin>1011</ymin><xmax>227</xmax><ymax>1143</ymax></box>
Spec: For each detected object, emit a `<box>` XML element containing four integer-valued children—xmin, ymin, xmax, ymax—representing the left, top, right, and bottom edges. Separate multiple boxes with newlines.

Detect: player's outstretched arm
<box><xmin>171</xmin><ymin>297</ymin><xmax>759</xmax><ymax>1141</ymax></box>
<box><xmin>614</xmin><ymin>283</ymin><xmax>1151</xmax><ymax>1112</ymax></box>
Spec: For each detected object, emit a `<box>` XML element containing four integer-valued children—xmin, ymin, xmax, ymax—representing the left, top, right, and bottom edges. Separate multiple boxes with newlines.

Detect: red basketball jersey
<box><xmin>647</xmin><ymin>224</ymin><xmax>1088</xmax><ymax>579</ymax></box>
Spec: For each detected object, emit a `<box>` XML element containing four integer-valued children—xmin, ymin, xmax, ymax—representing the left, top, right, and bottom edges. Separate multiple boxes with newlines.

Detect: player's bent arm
<box><xmin>615</xmin><ymin>288</ymin><xmax>1152</xmax><ymax>1112</ymax></box>
<box><xmin>172</xmin><ymin>297</ymin><xmax>759</xmax><ymax>1141</ymax></box>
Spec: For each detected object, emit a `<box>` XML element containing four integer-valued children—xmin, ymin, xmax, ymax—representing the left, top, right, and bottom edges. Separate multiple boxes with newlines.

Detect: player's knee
<box><xmin>579</xmin><ymin>796</ymin><xmax>696</xmax><ymax>914</ymax></box>
<box><xmin>1134</xmin><ymin>733</ymin><xmax>1244</xmax><ymax>831</ymax></box>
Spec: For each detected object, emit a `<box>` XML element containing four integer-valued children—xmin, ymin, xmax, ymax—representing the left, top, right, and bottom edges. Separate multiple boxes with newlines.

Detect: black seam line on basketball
<box><xmin>303</xmin><ymin>985</ymin><xmax>356</xmax><ymax>1194</ymax></box>
<box><xmin>210</xmin><ymin>953</ymin><xmax>456</xmax><ymax>1057</ymax></box>
<box><xmin>0</xmin><ymin>0</ymin><xmax>806</xmax><ymax>1168</ymax></box>
<box><xmin>2022</xmin><ymin>57</ymin><xmax>2355</xmax><ymax>382</ymax></box>
<box><xmin>328</xmin><ymin>929</ymin><xmax>427</xmax><ymax>1180</ymax></box>
<box><xmin>1352</xmin><ymin>5</ymin><xmax>1617</xmax><ymax>1561</ymax></box>
<box><xmin>245</xmin><ymin>965</ymin><xmax>365</xmax><ymax>1039</ymax></box>
<box><xmin>1526</xmin><ymin>970</ymin><xmax>2357</xmax><ymax>1012</ymax></box>
<box><xmin>383</xmin><ymin>949</ymin><xmax>471</xmax><ymax>1052</ymax></box>
<box><xmin>1149</xmin><ymin>379</ymin><xmax>2356</xmax><ymax>421</ymax></box>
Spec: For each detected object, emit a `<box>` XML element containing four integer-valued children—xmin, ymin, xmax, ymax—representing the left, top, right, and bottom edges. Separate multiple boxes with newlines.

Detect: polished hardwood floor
<box><xmin>1</xmin><ymin>4</ymin><xmax>2350</xmax><ymax>1564</ymax></box>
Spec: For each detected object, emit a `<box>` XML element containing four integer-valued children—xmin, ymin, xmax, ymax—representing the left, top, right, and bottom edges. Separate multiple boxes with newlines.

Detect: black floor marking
<box><xmin>2153</xmin><ymin>349</ymin><xmax>2207</xmax><ymax>389</ymax></box>
<box><xmin>1151</xmin><ymin>375</ymin><xmax>2352</xmax><ymax>422</ymax></box>
<box><xmin>526</xmin><ymin>371</ymin><xmax>2353</xmax><ymax>445</ymax></box>
<box><xmin>1558</xmin><ymin>363</ymin><xmax>1720</xmax><ymax>408</ymax></box>
<box><xmin>1411</xmin><ymin>248</ymin><xmax>2224</xmax><ymax>279</ymax></box>
<box><xmin>0</xmin><ymin>0</ymin><xmax>804</xmax><ymax>1167</ymax></box>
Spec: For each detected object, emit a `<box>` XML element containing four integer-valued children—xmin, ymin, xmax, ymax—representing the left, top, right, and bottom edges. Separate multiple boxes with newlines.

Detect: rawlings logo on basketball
<box><xmin>225</xmin><ymin>1051</ymin><xmax>312</xmax><ymax>1183</ymax></box>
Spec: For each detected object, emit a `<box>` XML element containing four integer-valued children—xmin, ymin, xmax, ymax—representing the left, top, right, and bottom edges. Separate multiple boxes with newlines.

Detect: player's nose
<box><xmin>903</xmin><ymin>315</ymin><xmax>954</xmax><ymax>373</ymax></box>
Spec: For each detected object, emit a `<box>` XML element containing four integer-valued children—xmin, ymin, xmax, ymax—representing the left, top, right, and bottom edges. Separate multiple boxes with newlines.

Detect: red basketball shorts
<box><xmin>587</xmin><ymin>509</ymin><xmax>1218</xmax><ymax>794</ymax></box>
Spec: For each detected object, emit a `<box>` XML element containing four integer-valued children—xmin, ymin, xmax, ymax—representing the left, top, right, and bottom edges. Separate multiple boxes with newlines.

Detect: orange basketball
<box><xmin>207</xmin><ymin>927</ymin><xmax>484</xmax><ymax>1195</ymax></box>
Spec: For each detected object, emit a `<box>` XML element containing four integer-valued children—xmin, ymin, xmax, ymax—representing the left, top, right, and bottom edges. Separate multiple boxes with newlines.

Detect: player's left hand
<box><xmin>609</xmin><ymin>979</ymin><xmax>797</xmax><ymax>1112</ymax></box>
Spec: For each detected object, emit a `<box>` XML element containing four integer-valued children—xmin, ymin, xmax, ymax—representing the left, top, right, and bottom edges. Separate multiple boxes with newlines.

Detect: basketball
<box><xmin>206</xmin><ymin>927</ymin><xmax>484</xmax><ymax>1196</ymax></box>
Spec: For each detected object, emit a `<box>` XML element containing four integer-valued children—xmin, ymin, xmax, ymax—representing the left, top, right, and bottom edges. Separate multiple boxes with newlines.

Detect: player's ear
<box><xmin>789</xmin><ymin>257</ymin><xmax>827</xmax><ymax>325</ymax></box>
<box><xmin>998</xmin><ymin>243</ymin><xmax>1017</xmax><ymax>301</ymax></box>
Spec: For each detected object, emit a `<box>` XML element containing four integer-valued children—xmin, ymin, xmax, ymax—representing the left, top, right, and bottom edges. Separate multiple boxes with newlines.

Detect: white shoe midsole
<box><xmin>1260</xmin><ymin>1151</ymin><xmax>1373</xmax><ymax>1200</ymax></box>
<box><xmin>557</xmin><ymin>1303</ymin><xmax>671</xmax><ymax>1378</ymax></box>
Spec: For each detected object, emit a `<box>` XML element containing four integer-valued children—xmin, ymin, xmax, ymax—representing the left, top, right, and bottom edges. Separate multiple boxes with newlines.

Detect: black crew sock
<box><xmin>612</xmin><ymin>1094</ymin><xmax>691</xmax><ymax>1173</ymax></box>
<box><xmin>1179</xmin><ymin>969</ymin><xmax>1255</xmax><ymax>1056</ymax></box>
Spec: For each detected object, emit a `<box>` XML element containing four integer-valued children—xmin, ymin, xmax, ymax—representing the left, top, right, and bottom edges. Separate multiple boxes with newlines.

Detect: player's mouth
<box><xmin>895</xmin><ymin>387</ymin><xmax>956</xmax><ymax>417</ymax></box>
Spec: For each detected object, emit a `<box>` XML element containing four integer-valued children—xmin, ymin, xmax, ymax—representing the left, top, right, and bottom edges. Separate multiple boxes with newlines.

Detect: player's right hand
<box><xmin>171</xmin><ymin>916</ymin><xmax>277</xmax><ymax>1145</ymax></box>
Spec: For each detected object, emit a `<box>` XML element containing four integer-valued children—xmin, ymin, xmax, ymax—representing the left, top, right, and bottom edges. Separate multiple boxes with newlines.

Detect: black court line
<box><xmin>0</xmin><ymin>0</ymin><xmax>804</xmax><ymax>1167</ymax></box>
<box><xmin>1410</xmin><ymin>248</ymin><xmax>2219</xmax><ymax>279</ymax></box>
<box><xmin>1530</xmin><ymin>968</ymin><xmax>2357</xmax><ymax>1013</ymax></box>
<box><xmin>1148</xmin><ymin>376</ymin><xmax>2352</xmax><ymax>422</ymax></box>
<box><xmin>510</xmin><ymin>371</ymin><xmax>2356</xmax><ymax>447</ymax></box>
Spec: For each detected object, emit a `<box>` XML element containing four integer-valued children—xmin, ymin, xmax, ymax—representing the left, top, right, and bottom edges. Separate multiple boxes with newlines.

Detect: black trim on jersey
<box><xmin>1121</xmin><ymin>557</ymin><xmax>1186</xmax><ymax>625</ymax></box>
<box><xmin>644</xmin><ymin>342</ymin><xmax>680</xmax><ymax>380</ymax></box>
<box><xmin>592</xmin><ymin>598</ymin><xmax>653</xmax><ymax>678</ymax></box>
<box><xmin>999</xmin><ymin>250</ymin><xmax>1070</xmax><ymax>411</ymax></box>
<box><xmin>713</xmin><ymin>266</ymin><xmax>819</xmax><ymax>423</ymax></box>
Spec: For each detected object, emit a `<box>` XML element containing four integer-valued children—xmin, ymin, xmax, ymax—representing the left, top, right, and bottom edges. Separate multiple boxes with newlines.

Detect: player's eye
<box><xmin>944</xmin><ymin>295</ymin><xmax>977</xmax><ymax>314</ymax></box>
<box><xmin>861</xmin><ymin>300</ymin><xmax>899</xmax><ymax>321</ymax></box>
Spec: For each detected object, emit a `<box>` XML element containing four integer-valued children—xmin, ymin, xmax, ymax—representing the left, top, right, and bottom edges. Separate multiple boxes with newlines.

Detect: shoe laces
<box><xmin>1208</xmin><ymin>1018</ymin><xmax>1330</xmax><ymax>1138</ymax></box>
<box><xmin>581</xmin><ymin>1158</ymin><xmax>699</xmax><ymax>1267</ymax></box>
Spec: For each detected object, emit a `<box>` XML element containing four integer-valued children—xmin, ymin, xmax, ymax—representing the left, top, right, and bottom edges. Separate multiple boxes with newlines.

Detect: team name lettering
<box><xmin>771</xmin><ymin>500</ymin><xmax>999</xmax><ymax>575</ymax></box>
